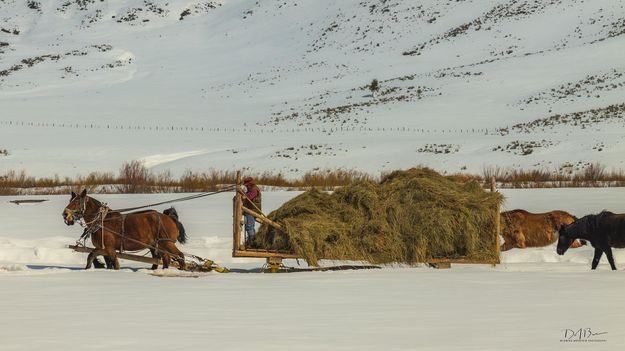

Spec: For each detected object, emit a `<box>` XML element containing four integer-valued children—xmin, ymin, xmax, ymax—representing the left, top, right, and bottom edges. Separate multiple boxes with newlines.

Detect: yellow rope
<box><xmin>99</xmin><ymin>206</ymin><xmax>109</xmax><ymax>249</ymax></box>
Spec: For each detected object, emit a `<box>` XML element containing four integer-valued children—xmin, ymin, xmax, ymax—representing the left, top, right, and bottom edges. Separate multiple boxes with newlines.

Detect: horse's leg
<box><xmin>162</xmin><ymin>242</ymin><xmax>186</xmax><ymax>270</ymax></box>
<box><xmin>501</xmin><ymin>233</ymin><xmax>513</xmax><ymax>251</ymax></box>
<box><xmin>86</xmin><ymin>248</ymin><xmax>108</xmax><ymax>269</ymax></box>
<box><xmin>88</xmin><ymin>231</ymin><xmax>109</xmax><ymax>269</ymax></box>
<box><xmin>86</xmin><ymin>251</ymin><xmax>97</xmax><ymax>269</ymax></box>
<box><xmin>104</xmin><ymin>256</ymin><xmax>115</xmax><ymax>269</ymax></box>
<box><xmin>159</xmin><ymin>248</ymin><xmax>171</xmax><ymax>269</ymax></box>
<box><xmin>516</xmin><ymin>231</ymin><xmax>526</xmax><ymax>249</ymax></box>
<box><xmin>591</xmin><ymin>247</ymin><xmax>604</xmax><ymax>270</ymax></box>
<box><xmin>93</xmin><ymin>257</ymin><xmax>106</xmax><ymax>269</ymax></box>
<box><xmin>98</xmin><ymin>232</ymin><xmax>119</xmax><ymax>270</ymax></box>
<box><xmin>605</xmin><ymin>247</ymin><xmax>617</xmax><ymax>271</ymax></box>
<box><xmin>161</xmin><ymin>253</ymin><xmax>171</xmax><ymax>269</ymax></box>
<box><xmin>150</xmin><ymin>249</ymin><xmax>160</xmax><ymax>270</ymax></box>
<box><xmin>104</xmin><ymin>247</ymin><xmax>120</xmax><ymax>270</ymax></box>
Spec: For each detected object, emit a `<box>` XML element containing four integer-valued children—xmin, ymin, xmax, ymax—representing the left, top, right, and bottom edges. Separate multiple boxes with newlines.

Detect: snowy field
<box><xmin>1</xmin><ymin>188</ymin><xmax>624</xmax><ymax>351</ymax></box>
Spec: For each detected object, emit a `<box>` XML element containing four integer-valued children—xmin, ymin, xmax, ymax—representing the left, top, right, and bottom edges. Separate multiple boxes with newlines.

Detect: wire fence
<box><xmin>0</xmin><ymin>119</ymin><xmax>494</xmax><ymax>135</ymax></box>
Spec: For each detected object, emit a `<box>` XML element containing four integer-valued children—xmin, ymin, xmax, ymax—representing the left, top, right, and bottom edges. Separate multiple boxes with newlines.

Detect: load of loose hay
<box><xmin>253</xmin><ymin>168</ymin><xmax>504</xmax><ymax>266</ymax></box>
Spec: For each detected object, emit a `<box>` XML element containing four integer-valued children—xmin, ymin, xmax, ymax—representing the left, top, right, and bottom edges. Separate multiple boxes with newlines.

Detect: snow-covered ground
<box><xmin>1</xmin><ymin>188</ymin><xmax>624</xmax><ymax>350</ymax></box>
<box><xmin>2</xmin><ymin>0</ymin><xmax>625</xmax><ymax>177</ymax></box>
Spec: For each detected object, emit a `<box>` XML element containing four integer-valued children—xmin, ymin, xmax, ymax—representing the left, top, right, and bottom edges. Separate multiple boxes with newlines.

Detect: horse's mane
<box><xmin>598</xmin><ymin>210</ymin><xmax>614</xmax><ymax>217</ymax></box>
<box><xmin>163</xmin><ymin>207</ymin><xmax>178</xmax><ymax>220</ymax></box>
<box><xmin>566</xmin><ymin>214</ymin><xmax>594</xmax><ymax>237</ymax></box>
<box><xmin>86</xmin><ymin>196</ymin><xmax>103</xmax><ymax>208</ymax></box>
<box><xmin>506</xmin><ymin>209</ymin><xmax>530</xmax><ymax>214</ymax></box>
<box><xmin>566</xmin><ymin>210</ymin><xmax>619</xmax><ymax>239</ymax></box>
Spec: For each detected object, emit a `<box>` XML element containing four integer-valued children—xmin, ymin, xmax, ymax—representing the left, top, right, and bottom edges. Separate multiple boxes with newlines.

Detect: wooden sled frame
<box><xmin>68</xmin><ymin>244</ymin><xmax>228</xmax><ymax>272</ymax></box>
<box><xmin>232</xmin><ymin>171</ymin><xmax>299</xmax><ymax>260</ymax></box>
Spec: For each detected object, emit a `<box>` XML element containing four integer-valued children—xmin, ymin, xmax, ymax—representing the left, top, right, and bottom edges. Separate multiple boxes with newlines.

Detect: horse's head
<box><xmin>62</xmin><ymin>189</ymin><xmax>87</xmax><ymax>226</ymax></box>
<box><xmin>556</xmin><ymin>224</ymin><xmax>574</xmax><ymax>255</ymax></box>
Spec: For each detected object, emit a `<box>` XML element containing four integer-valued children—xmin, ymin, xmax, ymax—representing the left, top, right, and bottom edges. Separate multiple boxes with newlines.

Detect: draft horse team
<box><xmin>63</xmin><ymin>189</ymin><xmax>187</xmax><ymax>270</ymax></box>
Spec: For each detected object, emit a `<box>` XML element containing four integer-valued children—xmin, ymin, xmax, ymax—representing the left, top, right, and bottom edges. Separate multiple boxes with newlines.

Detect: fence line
<box><xmin>0</xmin><ymin>120</ymin><xmax>494</xmax><ymax>135</ymax></box>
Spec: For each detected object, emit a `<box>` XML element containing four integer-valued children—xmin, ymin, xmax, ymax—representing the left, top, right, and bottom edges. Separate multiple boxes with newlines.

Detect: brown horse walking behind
<box><xmin>500</xmin><ymin>209</ymin><xmax>584</xmax><ymax>251</ymax></box>
<box><xmin>62</xmin><ymin>189</ymin><xmax>187</xmax><ymax>270</ymax></box>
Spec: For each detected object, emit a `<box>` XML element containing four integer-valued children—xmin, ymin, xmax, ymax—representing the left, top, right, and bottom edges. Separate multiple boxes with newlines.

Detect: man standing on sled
<box><xmin>242</xmin><ymin>176</ymin><xmax>261</xmax><ymax>247</ymax></box>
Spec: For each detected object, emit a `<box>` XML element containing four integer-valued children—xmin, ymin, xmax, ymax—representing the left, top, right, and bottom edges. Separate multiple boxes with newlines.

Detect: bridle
<box><xmin>64</xmin><ymin>195</ymin><xmax>87</xmax><ymax>223</ymax></box>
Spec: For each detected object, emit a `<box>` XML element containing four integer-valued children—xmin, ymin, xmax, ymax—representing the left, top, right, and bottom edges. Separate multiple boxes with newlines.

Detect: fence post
<box><xmin>491</xmin><ymin>176</ymin><xmax>501</xmax><ymax>265</ymax></box>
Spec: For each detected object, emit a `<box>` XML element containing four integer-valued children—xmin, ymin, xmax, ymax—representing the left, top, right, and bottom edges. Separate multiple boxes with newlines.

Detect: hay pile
<box><xmin>253</xmin><ymin>168</ymin><xmax>504</xmax><ymax>266</ymax></box>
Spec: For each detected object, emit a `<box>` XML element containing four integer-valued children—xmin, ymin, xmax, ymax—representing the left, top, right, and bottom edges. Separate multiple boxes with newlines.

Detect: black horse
<box><xmin>557</xmin><ymin>211</ymin><xmax>625</xmax><ymax>270</ymax></box>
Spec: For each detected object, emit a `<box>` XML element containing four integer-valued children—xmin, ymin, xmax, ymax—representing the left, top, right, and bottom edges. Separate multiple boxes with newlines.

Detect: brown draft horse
<box><xmin>62</xmin><ymin>189</ymin><xmax>187</xmax><ymax>270</ymax></box>
<box><xmin>558</xmin><ymin>211</ymin><xmax>625</xmax><ymax>270</ymax></box>
<box><xmin>500</xmin><ymin>209</ymin><xmax>585</xmax><ymax>251</ymax></box>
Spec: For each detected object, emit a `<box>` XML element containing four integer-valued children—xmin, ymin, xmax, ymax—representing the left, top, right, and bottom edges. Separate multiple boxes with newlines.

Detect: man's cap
<box><xmin>243</xmin><ymin>176</ymin><xmax>254</xmax><ymax>184</ymax></box>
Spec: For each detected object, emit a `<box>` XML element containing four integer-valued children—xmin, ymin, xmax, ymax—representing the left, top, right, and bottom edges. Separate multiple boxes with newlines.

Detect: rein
<box><xmin>70</xmin><ymin>186</ymin><xmax>235</xmax><ymax>241</ymax></box>
<box><xmin>112</xmin><ymin>186</ymin><xmax>236</xmax><ymax>213</ymax></box>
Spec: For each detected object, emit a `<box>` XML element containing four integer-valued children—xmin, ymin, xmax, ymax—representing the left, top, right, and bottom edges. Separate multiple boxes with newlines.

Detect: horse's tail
<box><xmin>163</xmin><ymin>207</ymin><xmax>187</xmax><ymax>244</ymax></box>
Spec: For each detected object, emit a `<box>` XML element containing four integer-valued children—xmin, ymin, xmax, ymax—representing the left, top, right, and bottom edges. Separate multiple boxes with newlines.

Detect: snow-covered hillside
<box><xmin>1</xmin><ymin>0</ymin><xmax>625</xmax><ymax>177</ymax></box>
